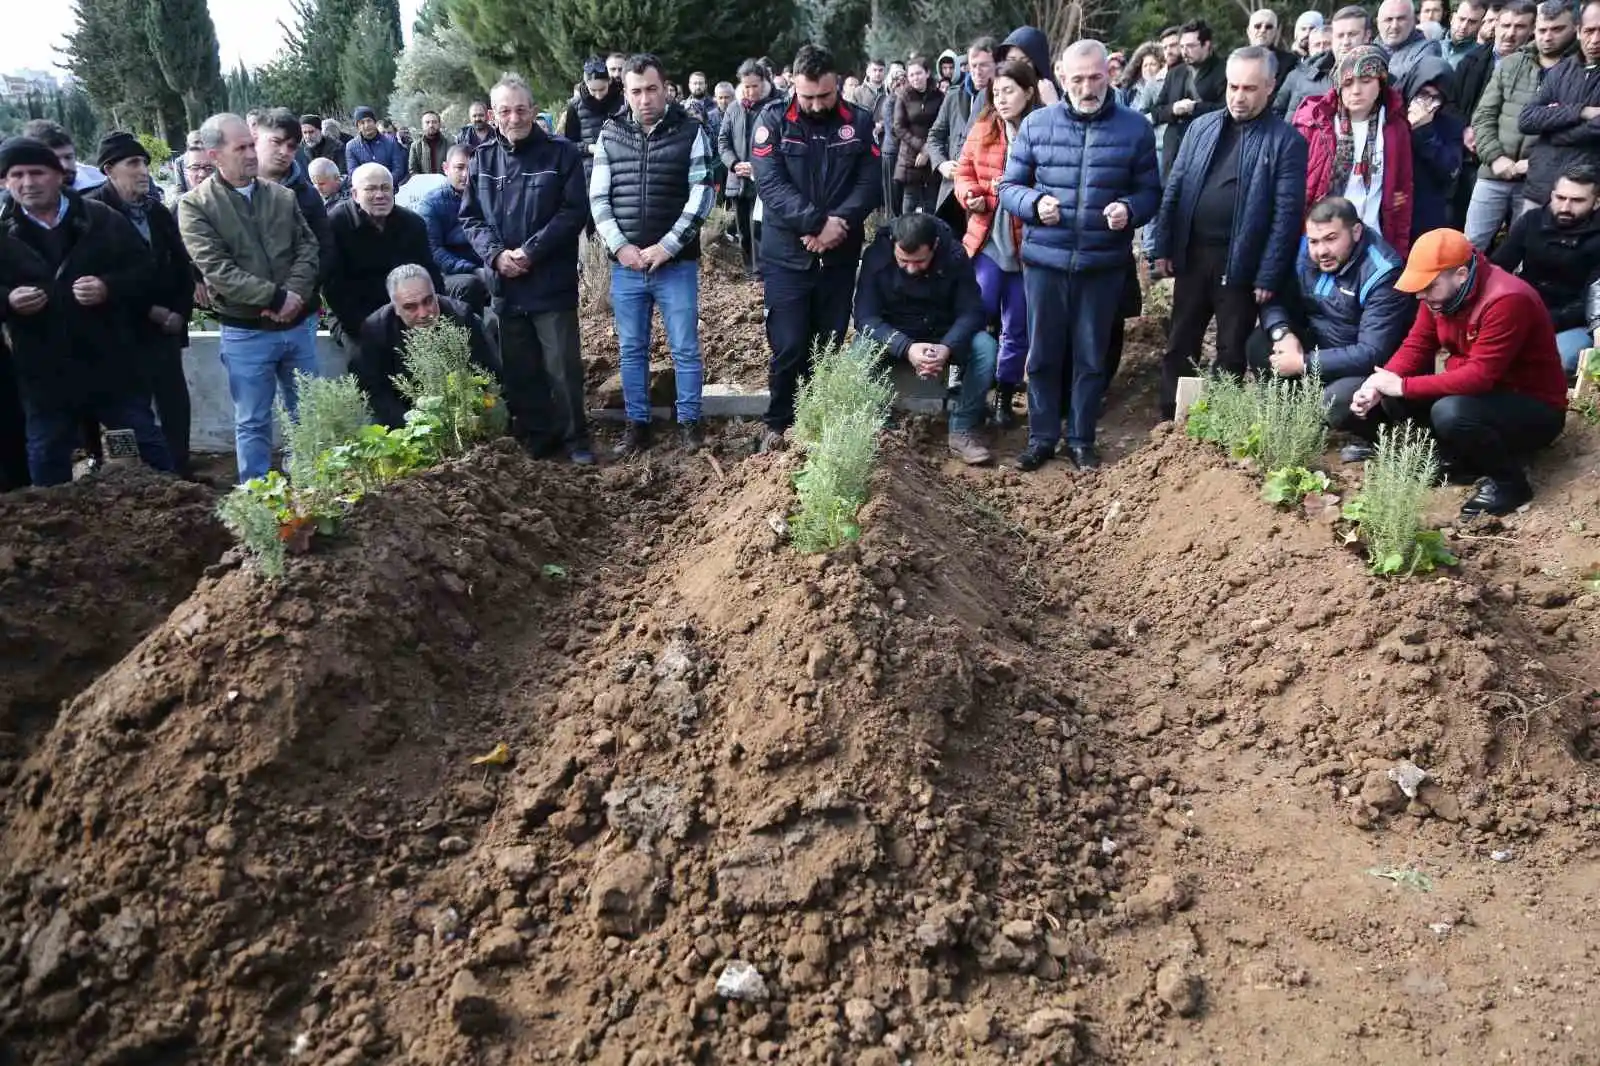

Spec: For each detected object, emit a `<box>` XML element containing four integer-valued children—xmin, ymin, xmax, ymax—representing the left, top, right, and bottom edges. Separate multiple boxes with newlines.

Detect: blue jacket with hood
<box><xmin>1000</xmin><ymin>27</ymin><xmax>1062</xmax><ymax>100</ymax></box>
<box><xmin>1260</xmin><ymin>227</ymin><xmax>1415</xmax><ymax>380</ymax></box>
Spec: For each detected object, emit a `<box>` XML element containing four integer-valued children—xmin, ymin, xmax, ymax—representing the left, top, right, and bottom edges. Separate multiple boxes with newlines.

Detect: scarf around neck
<box><xmin>1332</xmin><ymin>102</ymin><xmax>1383</xmax><ymax>194</ymax></box>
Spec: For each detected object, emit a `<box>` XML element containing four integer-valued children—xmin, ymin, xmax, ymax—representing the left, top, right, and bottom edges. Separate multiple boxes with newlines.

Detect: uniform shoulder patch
<box><xmin>754</xmin><ymin>125</ymin><xmax>770</xmax><ymax>145</ymax></box>
<box><xmin>838</xmin><ymin>124</ymin><xmax>855</xmax><ymax>141</ymax></box>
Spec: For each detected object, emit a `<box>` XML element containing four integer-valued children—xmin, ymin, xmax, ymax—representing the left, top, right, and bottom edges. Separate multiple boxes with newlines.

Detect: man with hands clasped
<box><xmin>590</xmin><ymin>53</ymin><xmax>717</xmax><ymax>456</ymax></box>
<box><xmin>999</xmin><ymin>39</ymin><xmax>1160</xmax><ymax>472</ymax></box>
<box><xmin>0</xmin><ymin>136</ymin><xmax>171</xmax><ymax>486</ymax></box>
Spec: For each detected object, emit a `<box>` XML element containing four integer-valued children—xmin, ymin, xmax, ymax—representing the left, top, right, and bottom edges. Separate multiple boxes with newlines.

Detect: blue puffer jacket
<box><xmin>1150</xmin><ymin>109</ymin><xmax>1307</xmax><ymax>293</ymax></box>
<box><xmin>345</xmin><ymin>133</ymin><xmax>409</xmax><ymax>187</ymax></box>
<box><xmin>997</xmin><ymin>98</ymin><xmax>1160</xmax><ymax>272</ymax></box>
<box><xmin>419</xmin><ymin>183</ymin><xmax>480</xmax><ymax>276</ymax></box>
<box><xmin>1260</xmin><ymin>228</ymin><xmax>1416</xmax><ymax>380</ymax></box>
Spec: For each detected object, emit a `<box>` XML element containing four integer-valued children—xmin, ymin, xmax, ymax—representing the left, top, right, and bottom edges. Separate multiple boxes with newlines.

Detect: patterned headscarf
<box><xmin>1331</xmin><ymin>46</ymin><xmax>1389</xmax><ymax>193</ymax></box>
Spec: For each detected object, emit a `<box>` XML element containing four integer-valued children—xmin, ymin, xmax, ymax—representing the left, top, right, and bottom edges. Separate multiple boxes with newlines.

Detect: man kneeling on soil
<box><xmin>1328</xmin><ymin>228</ymin><xmax>1569</xmax><ymax>518</ymax></box>
<box><xmin>354</xmin><ymin>264</ymin><xmax>499</xmax><ymax>428</ymax></box>
<box><xmin>1253</xmin><ymin>196</ymin><xmax>1414</xmax><ymax>389</ymax></box>
<box><xmin>853</xmin><ymin>212</ymin><xmax>996</xmax><ymax>464</ymax></box>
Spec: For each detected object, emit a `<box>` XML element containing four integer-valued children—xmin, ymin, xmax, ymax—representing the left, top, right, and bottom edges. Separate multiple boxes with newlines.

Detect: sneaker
<box><xmin>568</xmin><ymin>446</ymin><xmax>596</xmax><ymax>466</ymax></box>
<box><xmin>678</xmin><ymin>421</ymin><xmax>705</xmax><ymax>450</ymax></box>
<box><xmin>1459</xmin><ymin>474</ymin><xmax>1532</xmax><ymax>518</ymax></box>
<box><xmin>613</xmin><ymin>421</ymin><xmax>651</xmax><ymax>457</ymax></box>
<box><xmin>758</xmin><ymin>428</ymin><xmax>787</xmax><ymax>453</ymax></box>
<box><xmin>1014</xmin><ymin>443</ymin><xmax>1054</xmax><ymax>472</ymax></box>
<box><xmin>948</xmin><ymin>431</ymin><xmax>993</xmax><ymax>466</ymax></box>
<box><xmin>1340</xmin><ymin>441</ymin><xmax>1377</xmax><ymax>464</ymax></box>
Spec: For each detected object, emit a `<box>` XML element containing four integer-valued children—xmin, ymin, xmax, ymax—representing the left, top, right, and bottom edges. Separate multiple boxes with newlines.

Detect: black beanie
<box><xmin>0</xmin><ymin>137</ymin><xmax>65</xmax><ymax>177</ymax></box>
<box><xmin>300</xmin><ymin>114</ymin><xmax>322</xmax><ymax>127</ymax></box>
<box><xmin>96</xmin><ymin>130</ymin><xmax>150</xmax><ymax>171</ymax></box>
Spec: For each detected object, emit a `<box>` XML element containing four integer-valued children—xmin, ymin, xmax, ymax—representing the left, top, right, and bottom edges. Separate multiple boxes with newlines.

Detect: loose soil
<box><xmin>0</xmin><ymin>467</ymin><xmax>230</xmax><ymax>788</ymax></box>
<box><xmin>1</xmin><ymin>335</ymin><xmax>1596</xmax><ymax>1066</ymax></box>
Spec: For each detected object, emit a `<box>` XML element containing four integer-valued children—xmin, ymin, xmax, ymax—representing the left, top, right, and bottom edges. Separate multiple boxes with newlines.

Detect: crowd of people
<box><xmin>0</xmin><ymin>1</ymin><xmax>1587</xmax><ymax>517</ymax></box>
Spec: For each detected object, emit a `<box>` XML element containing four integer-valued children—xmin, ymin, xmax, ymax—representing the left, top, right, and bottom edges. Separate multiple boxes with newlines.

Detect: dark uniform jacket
<box><xmin>751</xmin><ymin>96</ymin><xmax>882</xmax><ymax>272</ymax></box>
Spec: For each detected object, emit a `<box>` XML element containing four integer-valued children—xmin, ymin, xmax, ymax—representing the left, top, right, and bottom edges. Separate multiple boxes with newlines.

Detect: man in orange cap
<box><xmin>1326</xmin><ymin>227</ymin><xmax>1569</xmax><ymax>517</ymax></box>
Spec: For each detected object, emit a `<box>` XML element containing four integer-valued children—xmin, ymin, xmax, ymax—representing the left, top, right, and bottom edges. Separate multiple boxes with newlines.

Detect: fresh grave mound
<box><xmin>0</xmin><ymin>467</ymin><xmax>230</xmax><ymax>778</ymax></box>
<box><xmin>0</xmin><ymin>441</ymin><xmax>606</xmax><ymax>1066</ymax></box>
<box><xmin>582</xmin><ymin>273</ymin><xmax>770</xmax><ymax>401</ymax></box>
<box><xmin>985</xmin><ymin>426</ymin><xmax>1598</xmax><ymax>833</ymax></box>
<box><xmin>349</xmin><ymin>443</ymin><xmax>1149</xmax><ymax>1065</ymax></box>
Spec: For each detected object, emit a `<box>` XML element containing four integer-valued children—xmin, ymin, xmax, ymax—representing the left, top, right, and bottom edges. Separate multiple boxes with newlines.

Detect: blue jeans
<box><xmin>952</xmin><ymin>332</ymin><xmax>998</xmax><ymax>432</ymax></box>
<box><xmin>611</xmin><ymin>260</ymin><xmax>703</xmax><ymax>424</ymax></box>
<box><xmin>1556</xmin><ymin>326</ymin><xmax>1589</xmax><ymax>380</ymax></box>
<box><xmin>1023</xmin><ymin>265</ymin><xmax>1125</xmax><ymax>448</ymax></box>
<box><xmin>21</xmin><ymin>391</ymin><xmax>171</xmax><ymax>487</ymax></box>
<box><xmin>221</xmin><ymin>324</ymin><xmax>320</xmax><ymax>483</ymax></box>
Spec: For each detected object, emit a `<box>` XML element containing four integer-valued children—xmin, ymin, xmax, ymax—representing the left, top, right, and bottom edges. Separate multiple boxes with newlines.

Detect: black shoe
<box><xmin>1066</xmin><ymin>444</ymin><xmax>1101</xmax><ymax>470</ymax></box>
<box><xmin>1459</xmin><ymin>475</ymin><xmax>1532</xmax><ymax>518</ymax></box>
<box><xmin>1340</xmin><ymin>441</ymin><xmax>1377</xmax><ymax>464</ymax></box>
<box><xmin>993</xmin><ymin>386</ymin><xmax>1018</xmax><ymax>430</ymax></box>
<box><xmin>678</xmin><ymin>421</ymin><xmax>704</xmax><ymax>449</ymax></box>
<box><xmin>613</xmin><ymin>421</ymin><xmax>651</xmax><ymax>457</ymax></box>
<box><xmin>1014</xmin><ymin>444</ymin><xmax>1054</xmax><ymax>472</ymax></box>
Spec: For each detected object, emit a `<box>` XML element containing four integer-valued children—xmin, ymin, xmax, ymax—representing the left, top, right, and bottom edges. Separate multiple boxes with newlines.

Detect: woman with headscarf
<box><xmin>1294</xmin><ymin>44</ymin><xmax>1414</xmax><ymax>256</ymax></box>
<box><xmin>956</xmin><ymin>58</ymin><xmax>1043</xmax><ymax>428</ymax></box>
<box><xmin>1000</xmin><ymin>26</ymin><xmax>1061</xmax><ymax>106</ymax></box>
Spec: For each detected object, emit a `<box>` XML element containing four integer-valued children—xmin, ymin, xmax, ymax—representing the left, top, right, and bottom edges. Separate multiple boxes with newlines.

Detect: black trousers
<box><xmin>763</xmin><ymin>263</ymin><xmax>857</xmax><ymax>431</ymax></box>
<box><xmin>1324</xmin><ymin>376</ymin><xmax>1565</xmax><ymax>481</ymax></box>
<box><xmin>149</xmin><ymin>335</ymin><xmax>192</xmax><ymax>473</ymax></box>
<box><xmin>900</xmin><ymin>177</ymin><xmax>937</xmax><ymax>216</ymax></box>
<box><xmin>1161</xmin><ymin>242</ymin><xmax>1260</xmax><ymax>419</ymax></box>
<box><xmin>0</xmin><ymin>340</ymin><xmax>28</xmax><ymax>491</ymax></box>
<box><xmin>882</xmin><ymin>152</ymin><xmax>902</xmax><ymax>220</ymax></box>
<box><xmin>445</xmin><ymin>271</ymin><xmax>490</xmax><ymax>317</ymax></box>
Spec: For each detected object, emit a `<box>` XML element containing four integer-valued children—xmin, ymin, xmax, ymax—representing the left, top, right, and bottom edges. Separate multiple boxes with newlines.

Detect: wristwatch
<box><xmin>1269</xmin><ymin>324</ymin><xmax>1290</xmax><ymax>342</ymax></box>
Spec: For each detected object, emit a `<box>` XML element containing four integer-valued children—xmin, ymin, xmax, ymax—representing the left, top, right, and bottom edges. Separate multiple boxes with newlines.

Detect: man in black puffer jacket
<box><xmin>562</xmin><ymin>57</ymin><xmax>629</xmax><ymax>180</ymax></box>
<box><xmin>591</xmin><ymin>53</ymin><xmax>716</xmax><ymax>456</ymax></box>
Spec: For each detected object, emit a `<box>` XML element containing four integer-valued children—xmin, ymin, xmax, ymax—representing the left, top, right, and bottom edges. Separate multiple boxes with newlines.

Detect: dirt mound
<box><xmin>983</xmin><ymin>426</ymin><xmax>1597</xmax><ymax>819</ymax></box>
<box><xmin>0</xmin><ymin>442</ymin><xmax>603</xmax><ymax>1065</ymax></box>
<box><xmin>1</xmin><ymin>439</ymin><xmax>1144</xmax><ymax>1065</ymax></box>
<box><xmin>0</xmin><ymin>468</ymin><xmax>229</xmax><ymax>779</ymax></box>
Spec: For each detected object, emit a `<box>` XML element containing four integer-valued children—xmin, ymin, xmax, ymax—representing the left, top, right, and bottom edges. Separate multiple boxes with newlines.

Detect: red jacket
<box><xmin>1384</xmin><ymin>253</ymin><xmax>1569</xmax><ymax>410</ymax></box>
<box><xmin>954</xmin><ymin>112</ymin><xmax>1024</xmax><ymax>260</ymax></box>
<box><xmin>1294</xmin><ymin>85</ymin><xmax>1413</xmax><ymax>258</ymax></box>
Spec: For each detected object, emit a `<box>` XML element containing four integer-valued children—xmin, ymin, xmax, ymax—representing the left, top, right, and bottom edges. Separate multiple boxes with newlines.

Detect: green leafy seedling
<box><xmin>541</xmin><ymin>563</ymin><xmax>569</xmax><ymax>580</ymax></box>
<box><xmin>1262</xmin><ymin>466</ymin><xmax>1331</xmax><ymax>507</ymax></box>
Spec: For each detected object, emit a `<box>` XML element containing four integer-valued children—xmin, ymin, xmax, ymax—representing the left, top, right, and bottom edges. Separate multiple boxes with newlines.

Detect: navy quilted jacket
<box><xmin>997</xmin><ymin>98</ymin><xmax>1160</xmax><ymax>272</ymax></box>
<box><xmin>1150</xmin><ymin>109</ymin><xmax>1308</xmax><ymax>293</ymax></box>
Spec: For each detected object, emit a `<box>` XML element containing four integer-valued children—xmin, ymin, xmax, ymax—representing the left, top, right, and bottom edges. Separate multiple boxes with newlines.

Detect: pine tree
<box><xmin>341</xmin><ymin>2</ymin><xmax>401</xmax><ymax>113</ymax></box>
<box><xmin>453</xmin><ymin>0</ymin><xmax>798</xmax><ymax>104</ymax></box>
<box><xmin>65</xmin><ymin>0</ymin><xmax>185</xmax><ymax>139</ymax></box>
<box><xmin>413</xmin><ymin>0</ymin><xmax>451</xmax><ymax>36</ymax></box>
<box><xmin>389</xmin><ymin>24</ymin><xmax>485</xmax><ymax>128</ymax></box>
<box><xmin>145</xmin><ymin>0</ymin><xmax>225</xmax><ymax>129</ymax></box>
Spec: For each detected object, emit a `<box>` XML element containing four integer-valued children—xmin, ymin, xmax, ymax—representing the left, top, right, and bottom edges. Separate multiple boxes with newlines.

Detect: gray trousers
<box><xmin>497</xmin><ymin>307</ymin><xmax>587</xmax><ymax>455</ymax></box>
<box><xmin>1463</xmin><ymin>176</ymin><xmax>1535</xmax><ymax>250</ymax></box>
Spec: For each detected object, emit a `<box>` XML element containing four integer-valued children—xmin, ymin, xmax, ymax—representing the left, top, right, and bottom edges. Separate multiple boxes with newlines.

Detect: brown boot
<box><xmin>949</xmin><ymin>431</ymin><xmax>993</xmax><ymax>466</ymax></box>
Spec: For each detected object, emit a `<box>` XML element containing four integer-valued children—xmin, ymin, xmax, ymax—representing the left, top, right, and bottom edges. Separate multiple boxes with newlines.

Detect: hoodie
<box><xmin>1001</xmin><ymin>26</ymin><xmax>1062</xmax><ymax>103</ymax></box>
<box><xmin>1408</xmin><ymin>66</ymin><xmax>1464</xmax><ymax>238</ymax></box>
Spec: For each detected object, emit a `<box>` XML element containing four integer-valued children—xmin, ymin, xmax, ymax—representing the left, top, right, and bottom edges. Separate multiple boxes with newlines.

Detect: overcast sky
<box><xmin>0</xmin><ymin>0</ymin><xmax>424</xmax><ymax>76</ymax></box>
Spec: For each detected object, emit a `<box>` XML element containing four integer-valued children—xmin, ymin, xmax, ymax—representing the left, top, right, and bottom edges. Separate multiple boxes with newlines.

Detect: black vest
<box><xmin>574</xmin><ymin>86</ymin><xmax>626</xmax><ymax>147</ymax></box>
<box><xmin>598</xmin><ymin>103</ymin><xmax>702</xmax><ymax>259</ymax></box>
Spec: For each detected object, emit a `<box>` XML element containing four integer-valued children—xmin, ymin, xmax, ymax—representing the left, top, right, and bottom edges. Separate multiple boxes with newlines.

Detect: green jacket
<box><xmin>1473</xmin><ymin>42</ymin><xmax>1576</xmax><ymax>172</ymax></box>
<box><xmin>178</xmin><ymin>175</ymin><xmax>319</xmax><ymax>329</ymax></box>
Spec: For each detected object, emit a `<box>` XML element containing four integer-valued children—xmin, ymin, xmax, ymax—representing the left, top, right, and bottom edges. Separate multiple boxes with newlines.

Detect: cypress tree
<box><xmin>340</xmin><ymin>2</ymin><xmax>401</xmax><ymax>113</ymax></box>
<box><xmin>144</xmin><ymin>0</ymin><xmax>225</xmax><ymax>129</ymax></box>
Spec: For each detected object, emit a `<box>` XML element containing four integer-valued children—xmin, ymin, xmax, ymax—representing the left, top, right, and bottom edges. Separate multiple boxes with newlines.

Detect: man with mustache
<box><xmin>1253</xmin><ymin>196</ymin><xmax>1414</xmax><ymax>396</ymax></box>
<box><xmin>999</xmin><ymin>39</ymin><xmax>1160</xmax><ymax>472</ymax></box>
<box><xmin>1328</xmin><ymin>227</ymin><xmax>1568</xmax><ymax>517</ymax></box>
